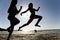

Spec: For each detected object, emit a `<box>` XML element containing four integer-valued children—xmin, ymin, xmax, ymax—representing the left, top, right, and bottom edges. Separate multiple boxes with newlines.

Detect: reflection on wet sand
<box><xmin>0</xmin><ymin>30</ymin><xmax>60</xmax><ymax>40</ymax></box>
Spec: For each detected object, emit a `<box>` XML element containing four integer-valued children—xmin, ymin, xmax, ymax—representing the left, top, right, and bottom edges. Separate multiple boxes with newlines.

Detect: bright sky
<box><xmin>0</xmin><ymin>0</ymin><xmax>60</xmax><ymax>31</ymax></box>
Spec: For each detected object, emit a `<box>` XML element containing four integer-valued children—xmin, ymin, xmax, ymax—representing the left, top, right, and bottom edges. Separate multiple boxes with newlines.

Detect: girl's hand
<box><xmin>20</xmin><ymin>6</ymin><xmax>22</xmax><ymax>9</ymax></box>
<box><xmin>20</xmin><ymin>13</ymin><xmax>22</xmax><ymax>16</ymax></box>
<box><xmin>39</xmin><ymin>7</ymin><xmax>40</xmax><ymax>9</ymax></box>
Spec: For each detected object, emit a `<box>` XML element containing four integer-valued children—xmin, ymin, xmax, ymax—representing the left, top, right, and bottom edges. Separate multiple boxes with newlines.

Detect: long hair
<box><xmin>11</xmin><ymin>0</ymin><xmax>17</xmax><ymax>6</ymax></box>
<box><xmin>8</xmin><ymin>0</ymin><xmax>17</xmax><ymax>13</ymax></box>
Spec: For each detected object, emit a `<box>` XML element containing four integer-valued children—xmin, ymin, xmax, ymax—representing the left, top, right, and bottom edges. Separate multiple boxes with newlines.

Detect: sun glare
<box><xmin>15</xmin><ymin>6</ymin><xmax>32</xmax><ymax>31</ymax></box>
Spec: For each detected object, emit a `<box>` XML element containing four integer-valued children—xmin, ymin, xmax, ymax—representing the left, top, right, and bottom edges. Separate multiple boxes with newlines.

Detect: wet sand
<box><xmin>0</xmin><ymin>30</ymin><xmax>60</xmax><ymax>40</ymax></box>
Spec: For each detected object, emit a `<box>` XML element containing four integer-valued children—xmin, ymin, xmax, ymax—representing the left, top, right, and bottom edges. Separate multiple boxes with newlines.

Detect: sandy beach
<box><xmin>0</xmin><ymin>30</ymin><xmax>60</xmax><ymax>40</ymax></box>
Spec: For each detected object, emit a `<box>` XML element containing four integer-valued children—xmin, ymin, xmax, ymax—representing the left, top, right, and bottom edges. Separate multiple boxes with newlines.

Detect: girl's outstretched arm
<box><xmin>20</xmin><ymin>8</ymin><xmax>29</xmax><ymax>16</ymax></box>
<box><xmin>18</xmin><ymin>6</ymin><xmax>22</xmax><ymax>13</ymax></box>
<box><xmin>34</xmin><ymin>7</ymin><xmax>40</xmax><ymax>11</ymax></box>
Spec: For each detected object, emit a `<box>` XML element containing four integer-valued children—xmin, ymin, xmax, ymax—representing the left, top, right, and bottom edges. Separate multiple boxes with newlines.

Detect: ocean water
<box><xmin>0</xmin><ymin>29</ymin><xmax>60</xmax><ymax>34</ymax></box>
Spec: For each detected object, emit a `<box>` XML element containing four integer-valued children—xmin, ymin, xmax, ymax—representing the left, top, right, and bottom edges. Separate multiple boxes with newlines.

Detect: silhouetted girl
<box><xmin>18</xmin><ymin>3</ymin><xmax>42</xmax><ymax>31</ymax></box>
<box><xmin>7</xmin><ymin>0</ymin><xmax>22</xmax><ymax>40</ymax></box>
